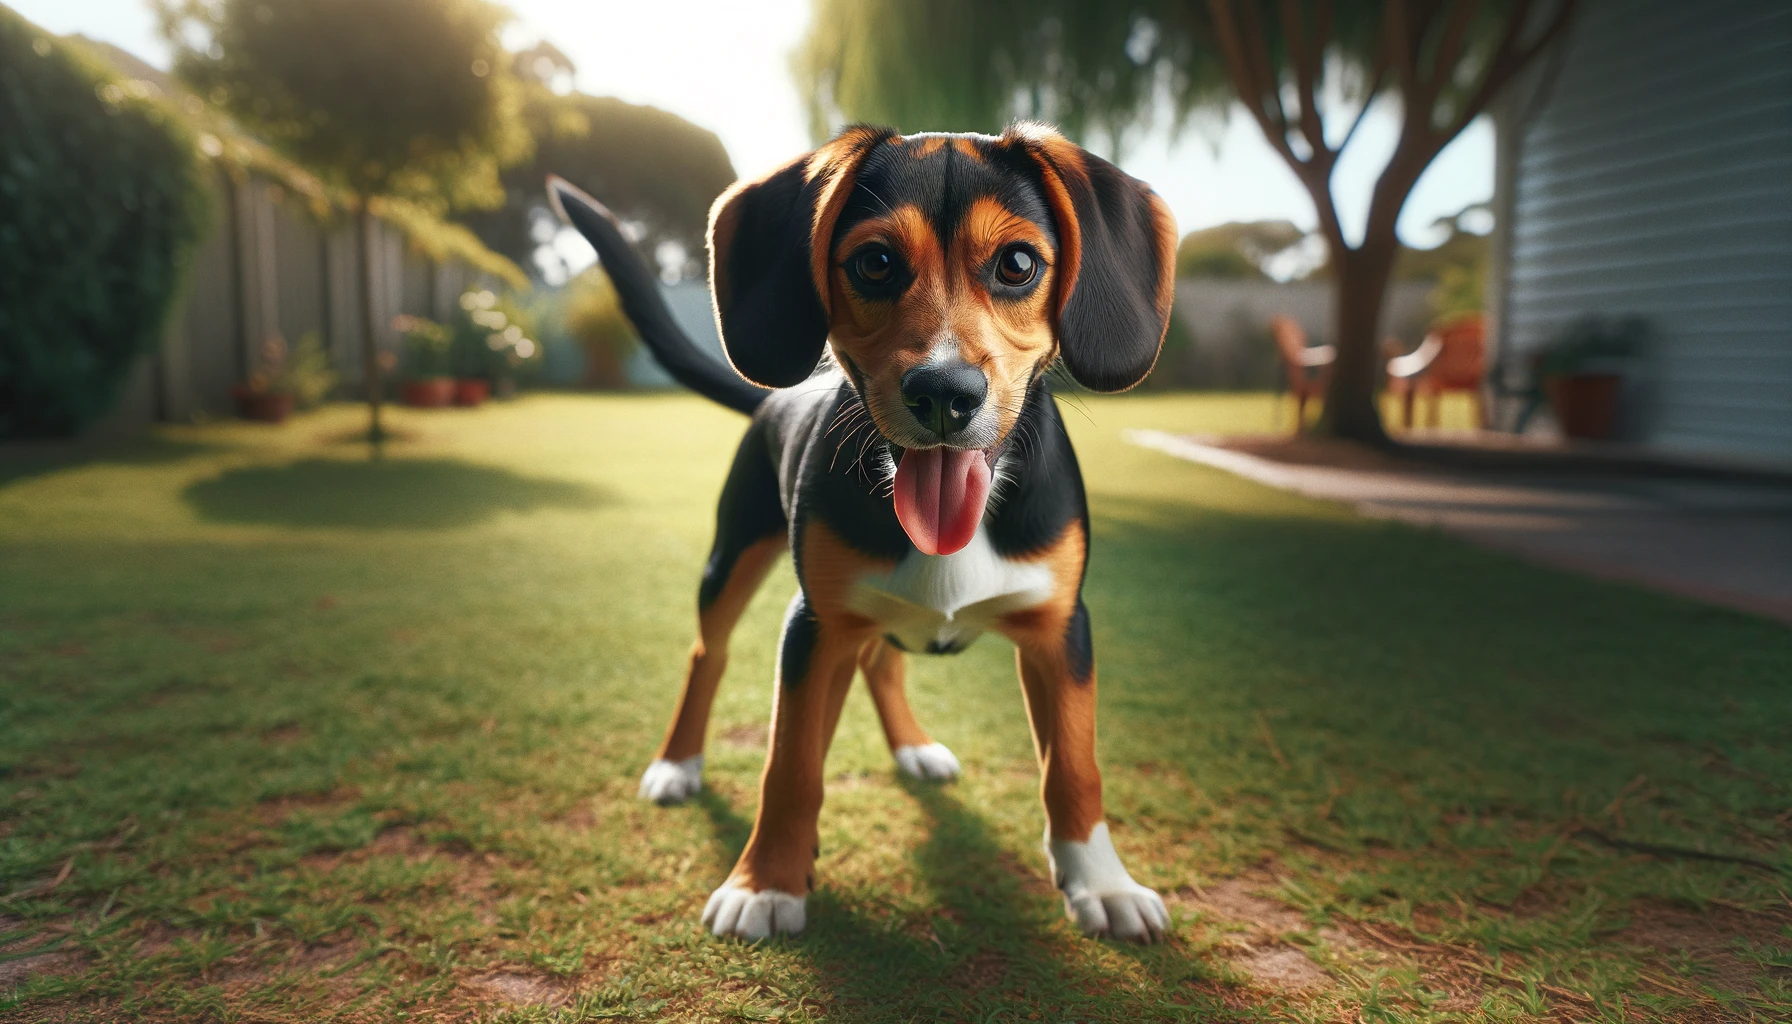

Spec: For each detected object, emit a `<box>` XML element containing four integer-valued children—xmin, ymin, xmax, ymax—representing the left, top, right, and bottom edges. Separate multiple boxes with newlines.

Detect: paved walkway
<box><xmin>1127</xmin><ymin>429</ymin><xmax>1792</xmax><ymax>625</ymax></box>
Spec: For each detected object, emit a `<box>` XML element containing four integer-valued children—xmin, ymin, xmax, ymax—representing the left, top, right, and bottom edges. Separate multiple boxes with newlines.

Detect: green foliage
<box><xmin>461</xmin><ymin>85</ymin><xmax>736</xmax><ymax>282</ymax></box>
<box><xmin>796</xmin><ymin>0</ymin><xmax>1230</xmax><ymax>147</ymax></box>
<box><xmin>1538</xmin><ymin>314</ymin><xmax>1648</xmax><ymax>378</ymax></box>
<box><xmin>1175</xmin><ymin>220</ymin><xmax>1306</xmax><ymax>279</ymax></box>
<box><xmin>396</xmin><ymin>315</ymin><xmax>453</xmax><ymax>380</ymax></box>
<box><xmin>560</xmin><ymin>269</ymin><xmax>640</xmax><ymax>388</ymax></box>
<box><xmin>444</xmin><ymin>288</ymin><xmax>542</xmax><ymax>383</ymax></box>
<box><xmin>160</xmin><ymin>0</ymin><xmax>526</xmax><ymax>212</ymax></box>
<box><xmin>0</xmin><ymin>9</ymin><xmax>211</xmax><ymax>438</ymax></box>
<box><xmin>374</xmin><ymin>197</ymin><xmax>528</xmax><ymax>290</ymax></box>
<box><xmin>0</xmin><ymin>395</ymin><xmax>1787</xmax><ymax>1020</ymax></box>
<box><xmin>241</xmin><ymin>332</ymin><xmax>338</xmax><ymax>406</ymax></box>
<box><xmin>1428</xmin><ymin>263</ymin><xmax>1484</xmax><ymax>326</ymax></box>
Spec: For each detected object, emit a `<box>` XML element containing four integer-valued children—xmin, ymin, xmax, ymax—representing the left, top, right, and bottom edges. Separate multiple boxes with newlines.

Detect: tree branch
<box><xmin>1238</xmin><ymin>1</ymin><xmax>1295</xmax><ymax>154</ymax></box>
<box><xmin>1279</xmin><ymin>0</ymin><xmax>1334</xmax><ymax>164</ymax></box>
<box><xmin>1207</xmin><ymin>0</ymin><xmax>1300</xmax><ymax>168</ymax></box>
<box><xmin>1334</xmin><ymin>57</ymin><xmax>1389</xmax><ymax>157</ymax></box>
<box><xmin>1426</xmin><ymin>0</ymin><xmax>1484</xmax><ymax>122</ymax></box>
<box><xmin>1444</xmin><ymin>0</ymin><xmax>1575</xmax><ymax>142</ymax></box>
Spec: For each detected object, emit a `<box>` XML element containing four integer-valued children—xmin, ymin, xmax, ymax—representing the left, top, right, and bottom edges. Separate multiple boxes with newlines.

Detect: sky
<box><xmin>16</xmin><ymin>0</ymin><xmax>1492</xmax><ymax>249</ymax></box>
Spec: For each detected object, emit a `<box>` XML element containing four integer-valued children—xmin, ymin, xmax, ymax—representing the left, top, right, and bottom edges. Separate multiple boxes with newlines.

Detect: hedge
<box><xmin>0</xmin><ymin>9</ymin><xmax>211</xmax><ymax>438</ymax></box>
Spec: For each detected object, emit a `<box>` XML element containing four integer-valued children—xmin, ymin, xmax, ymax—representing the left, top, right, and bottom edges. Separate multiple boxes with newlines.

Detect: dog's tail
<box><xmin>546</xmin><ymin>175</ymin><xmax>767</xmax><ymax>416</ymax></box>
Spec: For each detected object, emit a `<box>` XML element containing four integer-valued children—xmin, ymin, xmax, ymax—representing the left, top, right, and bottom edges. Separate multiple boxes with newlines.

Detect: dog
<box><xmin>547</xmin><ymin>121</ymin><xmax>1177</xmax><ymax>943</ymax></box>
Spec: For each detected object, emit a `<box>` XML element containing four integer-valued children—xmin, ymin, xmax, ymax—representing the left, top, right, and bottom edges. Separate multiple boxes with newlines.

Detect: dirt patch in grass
<box><xmin>0</xmin><ymin>950</ymin><xmax>79</xmax><ymax>988</ymax></box>
<box><xmin>1233</xmin><ymin>945</ymin><xmax>1328</xmax><ymax>991</ymax></box>
<box><xmin>951</xmin><ymin>949</ymin><xmax>1010</xmax><ymax>990</ymax></box>
<box><xmin>1620</xmin><ymin>898</ymin><xmax>1792</xmax><ymax>995</ymax></box>
<box><xmin>467</xmin><ymin>970</ymin><xmax>571</xmax><ymax>1007</ymax></box>
<box><xmin>720</xmin><ymin>723</ymin><xmax>768</xmax><ymax>749</ymax></box>
<box><xmin>1181</xmin><ymin>878</ymin><xmax>1306</xmax><ymax>933</ymax></box>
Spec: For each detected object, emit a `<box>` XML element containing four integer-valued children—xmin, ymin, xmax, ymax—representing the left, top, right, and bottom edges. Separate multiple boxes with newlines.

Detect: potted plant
<box><xmin>1536</xmin><ymin>315</ymin><xmax>1646</xmax><ymax>440</ymax></box>
<box><xmin>232</xmin><ymin>333</ymin><xmax>338</xmax><ymax>422</ymax></box>
<box><xmin>396</xmin><ymin>316</ymin><xmax>455</xmax><ymax>407</ymax></box>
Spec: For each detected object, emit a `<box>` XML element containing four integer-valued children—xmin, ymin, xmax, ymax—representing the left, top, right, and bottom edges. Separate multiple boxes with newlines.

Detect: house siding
<box><xmin>1503</xmin><ymin>0</ymin><xmax>1792</xmax><ymax>461</ymax></box>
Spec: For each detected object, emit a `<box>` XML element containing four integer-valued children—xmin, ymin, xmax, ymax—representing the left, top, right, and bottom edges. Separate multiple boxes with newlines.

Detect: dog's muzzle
<box><xmin>900</xmin><ymin>360</ymin><xmax>987</xmax><ymax>442</ymax></box>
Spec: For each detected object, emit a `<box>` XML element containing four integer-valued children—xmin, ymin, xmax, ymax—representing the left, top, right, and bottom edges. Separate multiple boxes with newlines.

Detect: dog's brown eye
<box><xmin>997</xmin><ymin>245</ymin><xmax>1037</xmax><ymax>286</ymax></box>
<box><xmin>854</xmin><ymin>248</ymin><xmax>894</xmax><ymax>284</ymax></box>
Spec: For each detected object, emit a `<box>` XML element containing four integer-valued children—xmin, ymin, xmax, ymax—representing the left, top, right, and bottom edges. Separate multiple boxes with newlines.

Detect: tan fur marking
<box><xmin>944</xmin><ymin>197</ymin><xmax>1060</xmax><ymax>439</ymax></box>
<box><xmin>909</xmin><ymin>136</ymin><xmax>946</xmax><ymax>157</ymax></box>
<box><xmin>859</xmin><ymin>639</ymin><xmax>932</xmax><ymax>750</ymax></box>
<box><xmin>998</xmin><ymin>524</ymin><xmax>1102</xmax><ymax>842</ymax></box>
<box><xmin>805</xmin><ymin>128</ymin><xmax>890</xmax><ymax>313</ymax></box>
<box><xmin>1001</xmin><ymin>124</ymin><xmax>1087</xmax><ymax>323</ymax></box>
<box><xmin>658</xmin><ymin>536</ymin><xmax>786</xmax><ymax>761</ymax></box>
<box><xmin>723</xmin><ymin>524</ymin><xmax>883</xmax><ymax>895</ymax></box>
<box><xmin>1146</xmin><ymin>190</ymin><xmax>1178</xmax><ymax>325</ymax></box>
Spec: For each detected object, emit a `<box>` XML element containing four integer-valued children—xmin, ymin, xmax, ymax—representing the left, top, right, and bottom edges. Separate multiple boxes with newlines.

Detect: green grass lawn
<box><xmin>2</xmin><ymin>393</ymin><xmax>1788</xmax><ymax>1023</ymax></box>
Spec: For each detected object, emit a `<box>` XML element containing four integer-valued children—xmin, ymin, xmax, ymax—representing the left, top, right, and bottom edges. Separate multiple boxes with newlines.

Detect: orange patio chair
<box><xmin>1270</xmin><ymin>314</ymin><xmax>1335</xmax><ymax>433</ymax></box>
<box><xmin>1383</xmin><ymin>313</ymin><xmax>1486</xmax><ymax>429</ymax></box>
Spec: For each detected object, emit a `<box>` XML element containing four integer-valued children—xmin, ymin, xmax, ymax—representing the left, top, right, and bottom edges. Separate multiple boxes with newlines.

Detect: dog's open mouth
<box><xmin>891</xmin><ymin>446</ymin><xmax>992</xmax><ymax>556</ymax></box>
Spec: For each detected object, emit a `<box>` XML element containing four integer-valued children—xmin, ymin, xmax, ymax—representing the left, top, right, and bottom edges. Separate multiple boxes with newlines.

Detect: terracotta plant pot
<box><xmin>402</xmin><ymin>378</ymin><xmax>456</xmax><ymax>408</ymax></box>
<box><xmin>1547</xmin><ymin>373</ymin><xmax>1622</xmax><ymax>440</ymax></box>
<box><xmin>231</xmin><ymin>387</ymin><xmax>294</xmax><ymax>424</ymax></box>
<box><xmin>453</xmin><ymin>378</ymin><xmax>490</xmax><ymax>407</ymax></box>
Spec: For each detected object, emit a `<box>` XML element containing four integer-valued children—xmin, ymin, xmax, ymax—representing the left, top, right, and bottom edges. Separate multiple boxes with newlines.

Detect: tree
<box><xmin>160</xmin><ymin>0</ymin><xmax>525</xmax><ymax>441</ymax></box>
<box><xmin>459</xmin><ymin>82</ymin><xmax>737</xmax><ymax>285</ymax></box>
<box><xmin>798</xmin><ymin>0</ymin><xmax>1575</xmax><ymax>444</ymax></box>
<box><xmin>1176</xmin><ymin>220</ymin><xmax>1309</xmax><ymax>279</ymax></box>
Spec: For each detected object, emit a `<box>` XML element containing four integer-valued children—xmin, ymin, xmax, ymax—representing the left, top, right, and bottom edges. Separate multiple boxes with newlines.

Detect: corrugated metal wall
<box><xmin>1502</xmin><ymin>0</ymin><xmax>1792</xmax><ymax>461</ymax></box>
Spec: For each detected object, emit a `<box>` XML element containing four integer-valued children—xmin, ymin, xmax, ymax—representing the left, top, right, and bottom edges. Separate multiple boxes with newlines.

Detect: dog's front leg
<box><xmin>1007</xmin><ymin>603</ymin><xmax>1168</xmax><ymax>944</ymax></box>
<box><xmin>703</xmin><ymin>593</ymin><xmax>862</xmax><ymax>940</ymax></box>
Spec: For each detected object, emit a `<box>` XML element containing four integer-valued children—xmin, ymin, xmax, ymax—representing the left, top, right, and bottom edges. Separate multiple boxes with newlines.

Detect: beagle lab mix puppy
<box><xmin>548</xmin><ymin>122</ymin><xmax>1177</xmax><ymax>944</ymax></box>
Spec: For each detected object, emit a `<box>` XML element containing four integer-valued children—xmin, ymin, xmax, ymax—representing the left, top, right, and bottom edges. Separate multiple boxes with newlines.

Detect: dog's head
<box><xmin>712</xmin><ymin>124</ymin><xmax>1176</xmax><ymax>555</ymax></box>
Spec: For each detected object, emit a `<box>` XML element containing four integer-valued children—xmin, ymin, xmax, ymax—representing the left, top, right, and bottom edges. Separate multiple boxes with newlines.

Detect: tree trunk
<box><xmin>1316</xmin><ymin>234</ymin><xmax>1398</xmax><ymax>446</ymax></box>
<box><xmin>355</xmin><ymin>200</ymin><xmax>383</xmax><ymax>443</ymax></box>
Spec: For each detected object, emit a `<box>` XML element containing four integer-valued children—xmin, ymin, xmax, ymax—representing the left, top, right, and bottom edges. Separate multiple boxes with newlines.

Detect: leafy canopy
<box><xmin>796</xmin><ymin>0</ymin><xmax>1230</xmax><ymax>150</ymax></box>
<box><xmin>159</xmin><ymin>0</ymin><xmax>526</xmax><ymax>209</ymax></box>
<box><xmin>459</xmin><ymin>61</ymin><xmax>736</xmax><ymax>283</ymax></box>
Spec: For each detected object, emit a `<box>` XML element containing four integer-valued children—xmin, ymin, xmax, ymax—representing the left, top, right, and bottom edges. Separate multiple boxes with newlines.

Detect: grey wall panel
<box><xmin>1503</xmin><ymin>0</ymin><xmax>1792</xmax><ymax>461</ymax></box>
<box><xmin>1162</xmin><ymin>279</ymin><xmax>1434</xmax><ymax>390</ymax></box>
<box><xmin>269</xmin><ymin>192</ymin><xmax>327</xmax><ymax>349</ymax></box>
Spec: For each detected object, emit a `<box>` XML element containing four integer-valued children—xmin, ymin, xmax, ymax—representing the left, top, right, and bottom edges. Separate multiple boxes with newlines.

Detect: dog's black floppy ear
<box><xmin>707</xmin><ymin>125</ymin><xmax>894</xmax><ymax>389</ymax></box>
<box><xmin>1003</xmin><ymin>123</ymin><xmax>1177</xmax><ymax>393</ymax></box>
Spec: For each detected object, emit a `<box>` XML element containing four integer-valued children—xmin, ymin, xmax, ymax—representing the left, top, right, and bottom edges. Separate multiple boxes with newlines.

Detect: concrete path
<box><xmin>1127</xmin><ymin>429</ymin><xmax>1792</xmax><ymax>626</ymax></box>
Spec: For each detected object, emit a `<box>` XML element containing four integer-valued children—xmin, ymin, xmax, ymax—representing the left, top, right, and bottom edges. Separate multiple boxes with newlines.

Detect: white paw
<box><xmin>893</xmin><ymin>742</ymin><xmax>961</xmax><ymax>782</ymax></box>
<box><xmin>701</xmin><ymin>883</ymin><xmax>806</xmax><ymax>939</ymax></box>
<box><xmin>638</xmin><ymin>754</ymin><xmax>703</xmax><ymax>804</ymax></box>
<box><xmin>1045</xmin><ymin>822</ymin><xmax>1169</xmax><ymax>944</ymax></box>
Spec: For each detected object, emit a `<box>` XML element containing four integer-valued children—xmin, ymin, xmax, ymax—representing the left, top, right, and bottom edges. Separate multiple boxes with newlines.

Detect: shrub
<box><xmin>450</xmin><ymin>288</ymin><xmax>541</xmax><ymax>386</ymax></box>
<box><xmin>0</xmin><ymin>11</ymin><xmax>211</xmax><ymax>437</ymax></box>
<box><xmin>561</xmin><ymin>269</ymin><xmax>639</xmax><ymax>389</ymax></box>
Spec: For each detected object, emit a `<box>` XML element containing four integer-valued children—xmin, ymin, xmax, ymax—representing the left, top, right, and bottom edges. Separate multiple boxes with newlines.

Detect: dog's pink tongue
<box><xmin>893</xmin><ymin>447</ymin><xmax>992</xmax><ymax>556</ymax></box>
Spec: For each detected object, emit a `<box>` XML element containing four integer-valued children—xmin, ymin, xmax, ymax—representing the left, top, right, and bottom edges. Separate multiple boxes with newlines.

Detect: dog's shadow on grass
<box><xmin>690</xmin><ymin>774</ymin><xmax>1221</xmax><ymax>1019</ymax></box>
<box><xmin>183</xmin><ymin>457</ymin><xmax>608</xmax><ymax>530</ymax></box>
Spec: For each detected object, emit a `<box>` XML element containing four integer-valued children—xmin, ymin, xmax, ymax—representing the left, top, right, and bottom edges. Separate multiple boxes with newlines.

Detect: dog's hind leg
<box><xmin>639</xmin><ymin>428</ymin><xmax>786</xmax><ymax>805</ymax></box>
<box><xmin>858</xmin><ymin>639</ymin><xmax>961</xmax><ymax>782</ymax></box>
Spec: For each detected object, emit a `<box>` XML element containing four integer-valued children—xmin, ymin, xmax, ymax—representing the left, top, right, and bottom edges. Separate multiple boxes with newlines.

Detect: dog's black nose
<box><xmin>901</xmin><ymin>361</ymin><xmax>987</xmax><ymax>437</ymax></box>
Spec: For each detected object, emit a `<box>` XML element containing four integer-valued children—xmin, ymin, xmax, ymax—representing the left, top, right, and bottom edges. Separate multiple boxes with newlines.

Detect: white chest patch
<box><xmin>846</xmin><ymin>526</ymin><xmax>1057</xmax><ymax>653</ymax></box>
